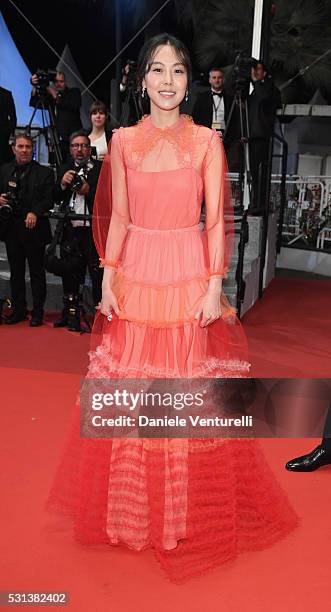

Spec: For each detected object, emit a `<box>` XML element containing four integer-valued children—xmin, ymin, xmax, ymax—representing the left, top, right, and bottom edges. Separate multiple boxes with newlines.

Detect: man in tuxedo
<box><xmin>30</xmin><ymin>71</ymin><xmax>81</xmax><ymax>162</ymax></box>
<box><xmin>192</xmin><ymin>68</ymin><xmax>227</xmax><ymax>132</ymax></box>
<box><xmin>0</xmin><ymin>133</ymin><xmax>53</xmax><ymax>326</ymax></box>
<box><xmin>53</xmin><ymin>130</ymin><xmax>102</xmax><ymax>330</ymax></box>
<box><xmin>286</xmin><ymin>404</ymin><xmax>331</xmax><ymax>471</ymax></box>
<box><xmin>192</xmin><ymin>68</ymin><xmax>241</xmax><ymax>171</ymax></box>
<box><xmin>0</xmin><ymin>85</ymin><xmax>17</xmax><ymax>165</ymax></box>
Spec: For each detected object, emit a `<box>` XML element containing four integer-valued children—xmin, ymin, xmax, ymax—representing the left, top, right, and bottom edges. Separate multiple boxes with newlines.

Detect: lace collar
<box><xmin>130</xmin><ymin>114</ymin><xmax>195</xmax><ymax>164</ymax></box>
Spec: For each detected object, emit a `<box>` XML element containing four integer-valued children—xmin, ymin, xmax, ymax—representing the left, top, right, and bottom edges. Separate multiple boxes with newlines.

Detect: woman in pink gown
<box><xmin>48</xmin><ymin>34</ymin><xmax>297</xmax><ymax>582</ymax></box>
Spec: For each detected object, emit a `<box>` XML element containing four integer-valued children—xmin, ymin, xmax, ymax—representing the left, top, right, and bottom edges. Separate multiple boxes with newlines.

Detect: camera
<box><xmin>0</xmin><ymin>180</ymin><xmax>19</xmax><ymax>221</ymax></box>
<box><xmin>30</xmin><ymin>69</ymin><xmax>57</xmax><ymax>94</ymax></box>
<box><xmin>232</xmin><ymin>51</ymin><xmax>258</xmax><ymax>95</ymax></box>
<box><xmin>70</xmin><ymin>167</ymin><xmax>87</xmax><ymax>193</ymax></box>
<box><xmin>70</xmin><ymin>172</ymin><xmax>85</xmax><ymax>192</ymax></box>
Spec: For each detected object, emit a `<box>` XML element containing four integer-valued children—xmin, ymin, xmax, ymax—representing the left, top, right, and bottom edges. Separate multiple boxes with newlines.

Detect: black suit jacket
<box><xmin>0</xmin><ymin>160</ymin><xmax>54</xmax><ymax>244</ymax></box>
<box><xmin>0</xmin><ymin>87</ymin><xmax>17</xmax><ymax>136</ymax></box>
<box><xmin>248</xmin><ymin>77</ymin><xmax>281</xmax><ymax>138</ymax></box>
<box><xmin>54</xmin><ymin>158</ymin><xmax>102</xmax><ymax>215</ymax></box>
<box><xmin>30</xmin><ymin>87</ymin><xmax>82</xmax><ymax>141</ymax></box>
<box><xmin>192</xmin><ymin>89</ymin><xmax>240</xmax><ymax>142</ymax></box>
<box><xmin>0</xmin><ymin>87</ymin><xmax>17</xmax><ymax>163</ymax></box>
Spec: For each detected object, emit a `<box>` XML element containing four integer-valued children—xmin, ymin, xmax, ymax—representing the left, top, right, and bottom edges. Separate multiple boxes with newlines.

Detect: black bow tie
<box><xmin>212</xmin><ymin>91</ymin><xmax>223</xmax><ymax>97</ymax></box>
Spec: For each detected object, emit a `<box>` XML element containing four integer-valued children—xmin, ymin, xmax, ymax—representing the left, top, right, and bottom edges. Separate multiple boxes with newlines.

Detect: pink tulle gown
<box><xmin>48</xmin><ymin>115</ymin><xmax>298</xmax><ymax>582</ymax></box>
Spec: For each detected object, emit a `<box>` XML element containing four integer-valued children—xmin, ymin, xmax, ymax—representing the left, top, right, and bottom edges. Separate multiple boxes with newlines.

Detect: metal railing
<box><xmin>271</xmin><ymin>175</ymin><xmax>331</xmax><ymax>251</ymax></box>
<box><xmin>229</xmin><ymin>173</ymin><xmax>331</xmax><ymax>252</ymax></box>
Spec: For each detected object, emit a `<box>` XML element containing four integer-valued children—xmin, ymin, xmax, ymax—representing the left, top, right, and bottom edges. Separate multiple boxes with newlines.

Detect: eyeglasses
<box><xmin>70</xmin><ymin>143</ymin><xmax>90</xmax><ymax>150</ymax></box>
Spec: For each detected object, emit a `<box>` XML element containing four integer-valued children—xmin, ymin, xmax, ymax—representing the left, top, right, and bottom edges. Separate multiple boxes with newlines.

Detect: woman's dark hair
<box><xmin>89</xmin><ymin>100</ymin><xmax>108</xmax><ymax>116</ymax></box>
<box><xmin>137</xmin><ymin>33</ymin><xmax>192</xmax><ymax>90</ymax></box>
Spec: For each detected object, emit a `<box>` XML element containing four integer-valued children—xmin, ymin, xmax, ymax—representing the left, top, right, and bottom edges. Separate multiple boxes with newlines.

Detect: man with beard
<box><xmin>53</xmin><ymin>130</ymin><xmax>102</xmax><ymax>331</ymax></box>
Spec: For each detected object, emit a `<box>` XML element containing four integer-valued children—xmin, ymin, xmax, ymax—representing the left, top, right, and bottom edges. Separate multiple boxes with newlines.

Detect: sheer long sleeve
<box><xmin>202</xmin><ymin>130</ymin><xmax>233</xmax><ymax>279</ymax></box>
<box><xmin>93</xmin><ymin>129</ymin><xmax>131</xmax><ymax>269</ymax></box>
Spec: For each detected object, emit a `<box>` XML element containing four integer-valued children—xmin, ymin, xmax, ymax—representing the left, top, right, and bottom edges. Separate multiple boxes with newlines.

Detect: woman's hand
<box><xmin>195</xmin><ymin>279</ymin><xmax>223</xmax><ymax>327</ymax></box>
<box><xmin>99</xmin><ymin>268</ymin><xmax>120</xmax><ymax>318</ymax></box>
<box><xmin>99</xmin><ymin>287</ymin><xmax>120</xmax><ymax>318</ymax></box>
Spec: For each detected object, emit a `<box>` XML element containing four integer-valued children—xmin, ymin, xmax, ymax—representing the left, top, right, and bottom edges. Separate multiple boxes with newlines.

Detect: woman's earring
<box><xmin>185</xmin><ymin>90</ymin><xmax>189</xmax><ymax>102</ymax></box>
<box><xmin>142</xmin><ymin>86</ymin><xmax>146</xmax><ymax>99</ymax></box>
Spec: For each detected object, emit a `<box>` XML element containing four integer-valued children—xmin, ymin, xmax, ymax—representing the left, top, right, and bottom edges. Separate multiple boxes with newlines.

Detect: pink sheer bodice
<box><xmin>127</xmin><ymin>166</ymin><xmax>202</xmax><ymax>229</ymax></box>
<box><xmin>96</xmin><ymin>114</ymin><xmax>232</xmax><ymax>279</ymax></box>
<box><xmin>91</xmin><ymin>114</ymin><xmax>244</xmax><ymax>371</ymax></box>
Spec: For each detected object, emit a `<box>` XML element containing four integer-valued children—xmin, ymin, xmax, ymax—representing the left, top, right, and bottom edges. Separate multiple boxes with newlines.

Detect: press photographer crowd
<box><xmin>0</xmin><ymin>53</ymin><xmax>280</xmax><ymax>332</ymax></box>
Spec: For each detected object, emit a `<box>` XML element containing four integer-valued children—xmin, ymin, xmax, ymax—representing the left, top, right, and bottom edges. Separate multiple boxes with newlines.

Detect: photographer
<box><xmin>248</xmin><ymin>61</ymin><xmax>281</xmax><ymax>212</ymax></box>
<box><xmin>0</xmin><ymin>133</ymin><xmax>54</xmax><ymax>326</ymax></box>
<box><xmin>30</xmin><ymin>71</ymin><xmax>82</xmax><ymax>162</ymax></box>
<box><xmin>53</xmin><ymin>130</ymin><xmax>103</xmax><ymax>331</ymax></box>
<box><xmin>119</xmin><ymin>60</ymin><xmax>145</xmax><ymax>125</ymax></box>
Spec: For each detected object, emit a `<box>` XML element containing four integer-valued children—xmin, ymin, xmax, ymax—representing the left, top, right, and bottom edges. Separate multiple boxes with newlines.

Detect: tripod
<box><xmin>27</xmin><ymin>94</ymin><xmax>62</xmax><ymax>169</ymax></box>
<box><xmin>223</xmin><ymin>90</ymin><xmax>252</xmax><ymax>210</ymax></box>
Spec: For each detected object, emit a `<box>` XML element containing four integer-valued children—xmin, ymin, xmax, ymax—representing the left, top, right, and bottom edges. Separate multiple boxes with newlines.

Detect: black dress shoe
<box><xmin>4</xmin><ymin>313</ymin><xmax>28</xmax><ymax>325</ymax></box>
<box><xmin>67</xmin><ymin>321</ymin><xmax>82</xmax><ymax>332</ymax></box>
<box><xmin>53</xmin><ymin>316</ymin><xmax>68</xmax><ymax>328</ymax></box>
<box><xmin>286</xmin><ymin>445</ymin><xmax>331</xmax><ymax>472</ymax></box>
<box><xmin>30</xmin><ymin>317</ymin><xmax>43</xmax><ymax>327</ymax></box>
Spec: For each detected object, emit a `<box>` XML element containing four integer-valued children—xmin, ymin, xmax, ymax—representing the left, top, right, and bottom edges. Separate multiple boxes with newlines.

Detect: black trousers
<box><xmin>5</xmin><ymin>226</ymin><xmax>47</xmax><ymax>318</ymax></box>
<box><xmin>249</xmin><ymin>138</ymin><xmax>270</xmax><ymax>210</ymax></box>
<box><xmin>61</xmin><ymin>226</ymin><xmax>102</xmax><ymax>305</ymax></box>
<box><xmin>322</xmin><ymin>404</ymin><xmax>331</xmax><ymax>452</ymax></box>
<box><xmin>224</xmin><ymin>139</ymin><xmax>242</xmax><ymax>173</ymax></box>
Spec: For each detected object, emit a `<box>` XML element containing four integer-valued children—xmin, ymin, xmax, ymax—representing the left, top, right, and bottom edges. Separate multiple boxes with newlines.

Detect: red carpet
<box><xmin>1</xmin><ymin>276</ymin><xmax>331</xmax><ymax>610</ymax></box>
<box><xmin>243</xmin><ymin>277</ymin><xmax>331</xmax><ymax>377</ymax></box>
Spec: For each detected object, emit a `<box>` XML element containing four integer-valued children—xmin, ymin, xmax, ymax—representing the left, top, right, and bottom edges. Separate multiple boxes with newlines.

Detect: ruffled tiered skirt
<box><xmin>48</xmin><ymin>224</ymin><xmax>298</xmax><ymax>581</ymax></box>
<box><xmin>91</xmin><ymin>223</ymin><xmax>249</xmax><ymax>377</ymax></box>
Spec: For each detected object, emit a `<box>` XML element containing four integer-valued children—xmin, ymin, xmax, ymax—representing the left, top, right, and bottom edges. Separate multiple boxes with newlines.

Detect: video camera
<box><xmin>30</xmin><ymin>69</ymin><xmax>57</xmax><ymax>95</ymax></box>
<box><xmin>232</xmin><ymin>51</ymin><xmax>258</xmax><ymax>96</ymax></box>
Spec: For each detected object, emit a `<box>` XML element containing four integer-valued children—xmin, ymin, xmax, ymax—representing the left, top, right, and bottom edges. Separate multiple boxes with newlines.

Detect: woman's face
<box><xmin>91</xmin><ymin>110</ymin><xmax>106</xmax><ymax>128</ymax></box>
<box><xmin>142</xmin><ymin>44</ymin><xmax>188</xmax><ymax>112</ymax></box>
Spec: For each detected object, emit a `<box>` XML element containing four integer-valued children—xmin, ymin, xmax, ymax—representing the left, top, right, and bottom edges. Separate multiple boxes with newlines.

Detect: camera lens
<box><xmin>0</xmin><ymin>204</ymin><xmax>13</xmax><ymax>221</ymax></box>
